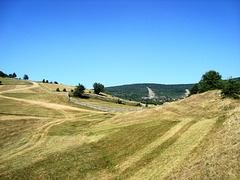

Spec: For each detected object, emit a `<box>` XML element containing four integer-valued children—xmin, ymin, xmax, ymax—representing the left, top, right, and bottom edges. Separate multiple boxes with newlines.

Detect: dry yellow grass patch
<box><xmin>0</xmin><ymin>79</ymin><xmax>239</xmax><ymax>179</ymax></box>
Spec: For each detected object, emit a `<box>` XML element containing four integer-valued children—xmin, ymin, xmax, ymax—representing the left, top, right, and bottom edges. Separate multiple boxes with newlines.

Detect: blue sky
<box><xmin>0</xmin><ymin>0</ymin><xmax>239</xmax><ymax>88</ymax></box>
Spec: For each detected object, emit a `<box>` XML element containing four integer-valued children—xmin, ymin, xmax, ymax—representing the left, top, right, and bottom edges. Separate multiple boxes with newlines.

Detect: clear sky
<box><xmin>0</xmin><ymin>0</ymin><xmax>239</xmax><ymax>88</ymax></box>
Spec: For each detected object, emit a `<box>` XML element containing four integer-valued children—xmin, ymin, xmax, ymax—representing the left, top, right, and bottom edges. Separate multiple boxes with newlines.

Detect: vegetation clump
<box><xmin>198</xmin><ymin>70</ymin><xmax>223</xmax><ymax>93</ymax></box>
<box><xmin>23</xmin><ymin>74</ymin><xmax>29</xmax><ymax>80</ymax></box>
<box><xmin>221</xmin><ymin>79</ymin><xmax>240</xmax><ymax>99</ymax></box>
<box><xmin>73</xmin><ymin>83</ymin><xmax>85</xmax><ymax>97</ymax></box>
<box><xmin>93</xmin><ymin>82</ymin><xmax>104</xmax><ymax>94</ymax></box>
<box><xmin>56</xmin><ymin>88</ymin><xmax>60</xmax><ymax>92</ymax></box>
<box><xmin>0</xmin><ymin>71</ymin><xmax>17</xmax><ymax>78</ymax></box>
<box><xmin>190</xmin><ymin>70</ymin><xmax>240</xmax><ymax>99</ymax></box>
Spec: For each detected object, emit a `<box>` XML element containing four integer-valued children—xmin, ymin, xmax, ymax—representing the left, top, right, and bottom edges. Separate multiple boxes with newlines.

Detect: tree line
<box><xmin>73</xmin><ymin>82</ymin><xmax>104</xmax><ymax>97</ymax></box>
<box><xmin>0</xmin><ymin>71</ymin><xmax>29</xmax><ymax>80</ymax></box>
<box><xmin>190</xmin><ymin>70</ymin><xmax>240</xmax><ymax>99</ymax></box>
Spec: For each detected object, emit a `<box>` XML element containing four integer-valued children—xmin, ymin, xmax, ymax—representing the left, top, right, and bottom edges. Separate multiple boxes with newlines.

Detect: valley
<box><xmin>0</xmin><ymin>78</ymin><xmax>239</xmax><ymax>179</ymax></box>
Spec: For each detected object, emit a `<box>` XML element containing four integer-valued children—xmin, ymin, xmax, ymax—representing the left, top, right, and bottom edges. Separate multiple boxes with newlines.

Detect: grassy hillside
<box><xmin>0</xmin><ymin>77</ymin><xmax>32</xmax><ymax>85</ymax></box>
<box><xmin>105</xmin><ymin>83</ymin><xmax>193</xmax><ymax>103</ymax></box>
<box><xmin>0</xmin><ymin>78</ymin><xmax>239</xmax><ymax>179</ymax></box>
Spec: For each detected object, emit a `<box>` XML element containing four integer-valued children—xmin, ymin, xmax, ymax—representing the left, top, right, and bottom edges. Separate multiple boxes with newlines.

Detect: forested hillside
<box><xmin>105</xmin><ymin>83</ymin><xmax>194</xmax><ymax>103</ymax></box>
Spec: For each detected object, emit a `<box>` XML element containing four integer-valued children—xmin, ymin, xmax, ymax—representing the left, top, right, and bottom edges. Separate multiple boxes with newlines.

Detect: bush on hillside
<box><xmin>73</xmin><ymin>83</ymin><xmax>85</xmax><ymax>97</ymax></box>
<box><xmin>198</xmin><ymin>70</ymin><xmax>223</xmax><ymax>93</ymax></box>
<box><xmin>189</xmin><ymin>83</ymin><xmax>199</xmax><ymax>95</ymax></box>
<box><xmin>0</xmin><ymin>71</ymin><xmax>8</xmax><ymax>77</ymax></box>
<box><xmin>93</xmin><ymin>82</ymin><xmax>104</xmax><ymax>94</ymax></box>
<box><xmin>0</xmin><ymin>81</ymin><xmax>2</xmax><ymax>85</ymax></box>
<box><xmin>221</xmin><ymin>79</ymin><xmax>240</xmax><ymax>99</ymax></box>
<box><xmin>56</xmin><ymin>88</ymin><xmax>60</xmax><ymax>92</ymax></box>
<box><xmin>117</xmin><ymin>99</ymin><xmax>122</xmax><ymax>104</ymax></box>
<box><xmin>63</xmin><ymin>88</ymin><xmax>67</xmax><ymax>92</ymax></box>
<box><xmin>13</xmin><ymin>73</ymin><xmax>17</xmax><ymax>78</ymax></box>
<box><xmin>23</xmin><ymin>74</ymin><xmax>29</xmax><ymax>80</ymax></box>
<box><xmin>54</xmin><ymin>81</ymin><xmax>58</xmax><ymax>84</ymax></box>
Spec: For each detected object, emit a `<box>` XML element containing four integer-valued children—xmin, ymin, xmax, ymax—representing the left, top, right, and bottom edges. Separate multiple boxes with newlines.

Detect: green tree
<box><xmin>198</xmin><ymin>70</ymin><xmax>223</xmax><ymax>93</ymax></box>
<box><xmin>42</xmin><ymin>79</ymin><xmax>45</xmax><ymax>83</ymax></box>
<box><xmin>189</xmin><ymin>83</ymin><xmax>199</xmax><ymax>95</ymax></box>
<box><xmin>221</xmin><ymin>79</ymin><xmax>240</xmax><ymax>99</ymax></box>
<box><xmin>23</xmin><ymin>74</ymin><xmax>29</xmax><ymax>80</ymax></box>
<box><xmin>93</xmin><ymin>82</ymin><xmax>104</xmax><ymax>94</ymax></box>
<box><xmin>63</xmin><ymin>88</ymin><xmax>67</xmax><ymax>92</ymax></box>
<box><xmin>56</xmin><ymin>88</ymin><xmax>60</xmax><ymax>92</ymax></box>
<box><xmin>13</xmin><ymin>72</ymin><xmax>17</xmax><ymax>78</ymax></box>
<box><xmin>0</xmin><ymin>71</ymin><xmax>8</xmax><ymax>77</ymax></box>
<box><xmin>73</xmin><ymin>83</ymin><xmax>85</xmax><ymax>97</ymax></box>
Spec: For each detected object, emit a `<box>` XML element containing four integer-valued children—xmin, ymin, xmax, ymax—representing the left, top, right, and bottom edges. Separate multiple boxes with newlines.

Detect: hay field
<box><xmin>0</xmin><ymin>79</ymin><xmax>239</xmax><ymax>179</ymax></box>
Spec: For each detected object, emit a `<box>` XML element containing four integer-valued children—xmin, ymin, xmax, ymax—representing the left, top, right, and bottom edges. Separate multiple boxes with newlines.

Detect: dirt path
<box><xmin>0</xmin><ymin>82</ymin><xmax>99</xmax><ymax>113</ymax></box>
<box><xmin>69</xmin><ymin>97</ymin><xmax>149</xmax><ymax>112</ymax></box>
<box><xmin>0</xmin><ymin>81</ymin><xmax>103</xmax><ymax>172</ymax></box>
<box><xmin>142</xmin><ymin>87</ymin><xmax>158</xmax><ymax>100</ymax></box>
<box><xmin>147</xmin><ymin>87</ymin><xmax>158</xmax><ymax>99</ymax></box>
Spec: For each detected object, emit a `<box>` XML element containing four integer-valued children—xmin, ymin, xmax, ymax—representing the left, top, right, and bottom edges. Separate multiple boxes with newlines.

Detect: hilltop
<box><xmin>105</xmin><ymin>83</ymin><xmax>194</xmax><ymax>103</ymax></box>
<box><xmin>0</xmin><ymin>78</ymin><xmax>239</xmax><ymax>179</ymax></box>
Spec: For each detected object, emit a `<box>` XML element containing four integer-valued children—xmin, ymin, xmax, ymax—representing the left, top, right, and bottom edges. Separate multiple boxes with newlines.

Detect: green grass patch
<box><xmin>117</xmin><ymin>121</ymin><xmax>196</xmax><ymax>179</ymax></box>
<box><xmin>0</xmin><ymin>77</ymin><xmax>32</xmax><ymax>85</ymax></box>
<box><xmin>3</xmin><ymin>120</ymin><xmax>178</xmax><ymax>179</ymax></box>
<box><xmin>0</xmin><ymin>98</ymin><xmax>64</xmax><ymax>118</ymax></box>
<box><xmin>73</xmin><ymin>96</ymin><xmax>141</xmax><ymax>110</ymax></box>
<box><xmin>48</xmin><ymin>121</ymin><xmax>97</xmax><ymax>136</ymax></box>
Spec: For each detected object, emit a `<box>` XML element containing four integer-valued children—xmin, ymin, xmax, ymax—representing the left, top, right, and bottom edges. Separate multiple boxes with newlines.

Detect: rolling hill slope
<box><xmin>0</xmin><ymin>78</ymin><xmax>239</xmax><ymax>179</ymax></box>
<box><xmin>105</xmin><ymin>83</ymin><xmax>194</xmax><ymax>103</ymax></box>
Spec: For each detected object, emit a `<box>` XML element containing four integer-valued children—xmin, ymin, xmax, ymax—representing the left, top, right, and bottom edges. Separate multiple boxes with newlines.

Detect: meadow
<box><xmin>0</xmin><ymin>78</ymin><xmax>239</xmax><ymax>179</ymax></box>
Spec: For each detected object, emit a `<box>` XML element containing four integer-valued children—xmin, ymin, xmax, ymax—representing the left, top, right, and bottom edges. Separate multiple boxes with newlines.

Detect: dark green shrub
<box><xmin>56</xmin><ymin>88</ymin><xmax>60</xmax><ymax>92</ymax></box>
<box><xmin>54</xmin><ymin>81</ymin><xmax>58</xmax><ymax>84</ymax></box>
<box><xmin>0</xmin><ymin>71</ymin><xmax>8</xmax><ymax>77</ymax></box>
<box><xmin>221</xmin><ymin>79</ymin><xmax>240</xmax><ymax>99</ymax></box>
<box><xmin>63</xmin><ymin>88</ymin><xmax>67</xmax><ymax>92</ymax></box>
<box><xmin>23</xmin><ymin>74</ymin><xmax>29</xmax><ymax>80</ymax></box>
<box><xmin>189</xmin><ymin>83</ymin><xmax>199</xmax><ymax>95</ymax></box>
<box><xmin>93</xmin><ymin>82</ymin><xmax>104</xmax><ymax>94</ymax></box>
<box><xmin>73</xmin><ymin>83</ymin><xmax>85</xmax><ymax>97</ymax></box>
<box><xmin>13</xmin><ymin>73</ymin><xmax>17</xmax><ymax>78</ymax></box>
<box><xmin>42</xmin><ymin>79</ymin><xmax>45</xmax><ymax>83</ymax></box>
<box><xmin>117</xmin><ymin>99</ymin><xmax>122</xmax><ymax>104</ymax></box>
<box><xmin>198</xmin><ymin>70</ymin><xmax>223</xmax><ymax>93</ymax></box>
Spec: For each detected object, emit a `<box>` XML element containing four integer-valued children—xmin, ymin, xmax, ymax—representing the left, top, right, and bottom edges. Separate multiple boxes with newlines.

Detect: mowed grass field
<box><xmin>0</xmin><ymin>78</ymin><xmax>239</xmax><ymax>179</ymax></box>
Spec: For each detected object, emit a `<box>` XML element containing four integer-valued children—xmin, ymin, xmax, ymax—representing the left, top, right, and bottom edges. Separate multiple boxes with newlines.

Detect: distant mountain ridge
<box><xmin>105</xmin><ymin>83</ymin><xmax>194</xmax><ymax>103</ymax></box>
<box><xmin>105</xmin><ymin>77</ymin><xmax>240</xmax><ymax>103</ymax></box>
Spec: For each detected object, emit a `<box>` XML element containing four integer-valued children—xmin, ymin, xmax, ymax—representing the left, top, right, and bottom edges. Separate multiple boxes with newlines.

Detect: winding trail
<box><xmin>0</xmin><ymin>82</ymin><xmax>99</xmax><ymax>113</ymax></box>
<box><xmin>0</xmin><ymin>81</ymin><xmax>101</xmax><ymax>174</ymax></box>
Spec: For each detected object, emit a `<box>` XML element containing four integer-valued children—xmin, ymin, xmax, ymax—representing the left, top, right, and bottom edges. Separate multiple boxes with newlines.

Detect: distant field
<box><xmin>0</xmin><ymin>77</ymin><xmax>32</xmax><ymax>85</ymax></box>
<box><xmin>0</xmin><ymin>79</ymin><xmax>239</xmax><ymax>179</ymax></box>
<box><xmin>38</xmin><ymin>82</ymin><xmax>75</xmax><ymax>92</ymax></box>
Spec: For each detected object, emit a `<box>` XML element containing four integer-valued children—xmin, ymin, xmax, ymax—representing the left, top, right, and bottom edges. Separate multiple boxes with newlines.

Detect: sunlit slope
<box><xmin>0</xmin><ymin>79</ymin><xmax>239</xmax><ymax>179</ymax></box>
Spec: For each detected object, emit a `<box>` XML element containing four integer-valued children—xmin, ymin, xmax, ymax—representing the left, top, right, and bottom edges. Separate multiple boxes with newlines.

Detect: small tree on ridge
<box><xmin>73</xmin><ymin>83</ymin><xmax>85</xmax><ymax>97</ymax></box>
<box><xmin>93</xmin><ymin>82</ymin><xmax>104</xmax><ymax>94</ymax></box>
<box><xmin>23</xmin><ymin>74</ymin><xmax>29</xmax><ymax>80</ymax></box>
